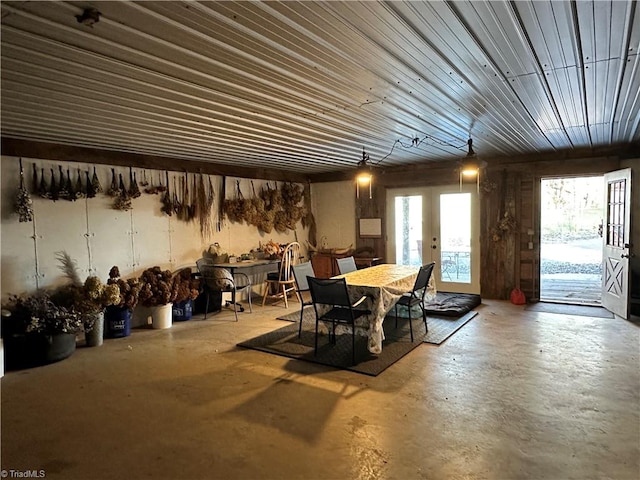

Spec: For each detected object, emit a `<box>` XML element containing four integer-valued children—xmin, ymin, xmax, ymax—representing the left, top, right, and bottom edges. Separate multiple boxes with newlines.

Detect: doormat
<box><xmin>525</xmin><ymin>302</ymin><xmax>613</xmax><ymax>318</ymax></box>
<box><xmin>238</xmin><ymin>316</ymin><xmax>428</xmax><ymax>376</ymax></box>
<box><xmin>277</xmin><ymin>309</ymin><xmax>478</xmax><ymax>346</ymax></box>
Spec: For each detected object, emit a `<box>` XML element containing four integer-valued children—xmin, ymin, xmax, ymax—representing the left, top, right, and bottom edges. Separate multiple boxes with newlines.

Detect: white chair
<box><xmin>336</xmin><ymin>256</ymin><xmax>357</xmax><ymax>274</ymax></box>
<box><xmin>261</xmin><ymin>242</ymin><xmax>301</xmax><ymax>308</ymax></box>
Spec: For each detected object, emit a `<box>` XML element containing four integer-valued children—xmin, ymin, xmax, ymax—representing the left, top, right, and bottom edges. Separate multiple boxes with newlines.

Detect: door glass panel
<box><xmin>440</xmin><ymin>193</ymin><xmax>471</xmax><ymax>283</ymax></box>
<box><xmin>606</xmin><ymin>179</ymin><xmax>626</xmax><ymax>248</ymax></box>
<box><xmin>394</xmin><ymin>195</ymin><xmax>422</xmax><ymax>266</ymax></box>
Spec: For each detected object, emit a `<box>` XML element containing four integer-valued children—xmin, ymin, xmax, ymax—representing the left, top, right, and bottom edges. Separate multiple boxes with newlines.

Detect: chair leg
<box><xmin>351</xmin><ymin>323</ymin><xmax>355</xmax><ymax>365</ymax></box>
<box><xmin>282</xmin><ymin>284</ymin><xmax>289</xmax><ymax>308</ymax></box>
<box><xmin>232</xmin><ymin>290</ymin><xmax>239</xmax><ymax>322</ymax></box>
<box><xmin>408</xmin><ymin>308</ymin><xmax>414</xmax><ymax>342</ymax></box>
<box><xmin>422</xmin><ymin>307</ymin><xmax>428</xmax><ymax>332</ymax></box>
<box><xmin>204</xmin><ymin>293</ymin><xmax>210</xmax><ymax>320</ymax></box>
<box><xmin>298</xmin><ymin>306</ymin><xmax>304</xmax><ymax>337</ymax></box>
<box><xmin>246</xmin><ymin>288</ymin><xmax>253</xmax><ymax>313</ymax></box>
<box><xmin>314</xmin><ymin>318</ymin><xmax>319</xmax><ymax>355</ymax></box>
<box><xmin>261</xmin><ymin>282</ymin><xmax>270</xmax><ymax>307</ymax></box>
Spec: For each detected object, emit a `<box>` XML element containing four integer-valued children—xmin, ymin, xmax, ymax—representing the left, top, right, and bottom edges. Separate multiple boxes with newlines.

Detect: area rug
<box><xmin>277</xmin><ymin>308</ymin><xmax>478</xmax><ymax>346</ymax></box>
<box><xmin>238</xmin><ymin>316</ymin><xmax>428</xmax><ymax>376</ymax></box>
<box><xmin>525</xmin><ymin>302</ymin><xmax>613</xmax><ymax>318</ymax></box>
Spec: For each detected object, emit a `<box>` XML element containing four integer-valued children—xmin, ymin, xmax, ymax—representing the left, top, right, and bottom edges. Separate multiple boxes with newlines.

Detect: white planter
<box><xmin>150</xmin><ymin>304</ymin><xmax>172</xmax><ymax>329</ymax></box>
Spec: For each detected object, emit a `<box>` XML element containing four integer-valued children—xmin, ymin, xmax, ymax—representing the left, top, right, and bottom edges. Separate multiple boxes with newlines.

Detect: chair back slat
<box><xmin>292</xmin><ymin>261</ymin><xmax>315</xmax><ymax>292</ymax></box>
<box><xmin>307</xmin><ymin>277</ymin><xmax>351</xmax><ymax>307</ymax></box>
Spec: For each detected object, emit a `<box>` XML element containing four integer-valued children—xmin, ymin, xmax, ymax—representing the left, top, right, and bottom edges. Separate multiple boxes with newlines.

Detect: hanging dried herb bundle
<box><xmin>176</xmin><ymin>174</ymin><xmax>190</xmax><ymax>221</ymax></box>
<box><xmin>85</xmin><ymin>171</ymin><xmax>96</xmax><ymax>198</ymax></box>
<box><xmin>128</xmin><ymin>167</ymin><xmax>141</xmax><ymax>199</ymax></box>
<box><xmin>140</xmin><ymin>170</ymin><xmax>149</xmax><ymax>187</ymax></box>
<box><xmin>107</xmin><ymin>168</ymin><xmax>120</xmax><ymax>197</ymax></box>
<box><xmin>113</xmin><ymin>173</ymin><xmax>132</xmax><ymax>211</ymax></box>
<box><xmin>49</xmin><ymin>168</ymin><xmax>59</xmax><ymax>201</ymax></box>
<box><xmin>161</xmin><ymin>171</ymin><xmax>173</xmax><ymax>216</ymax></box>
<box><xmin>281</xmin><ymin>182</ymin><xmax>303</xmax><ymax>205</ymax></box>
<box><xmin>223</xmin><ymin>180</ymin><xmax>248</xmax><ymax>223</ymax></box>
<box><xmin>15</xmin><ymin>159</ymin><xmax>34</xmax><ymax>222</ymax></box>
<box><xmin>38</xmin><ymin>168</ymin><xmax>50</xmax><ymax>199</ymax></box>
<box><xmin>188</xmin><ymin>173</ymin><xmax>197</xmax><ymax>221</ymax></box>
<box><xmin>172</xmin><ymin>176</ymin><xmax>181</xmax><ymax>217</ymax></box>
<box><xmin>91</xmin><ymin>166</ymin><xmax>103</xmax><ymax>194</ymax></box>
<box><xmin>196</xmin><ymin>174</ymin><xmax>215</xmax><ymax>239</ymax></box>
<box><xmin>65</xmin><ymin>168</ymin><xmax>77</xmax><ymax>201</ymax></box>
<box><xmin>31</xmin><ymin>163</ymin><xmax>38</xmax><ymax>195</ymax></box>
<box><xmin>58</xmin><ymin>166</ymin><xmax>69</xmax><ymax>199</ymax></box>
<box><xmin>217</xmin><ymin>175</ymin><xmax>225</xmax><ymax>231</ymax></box>
<box><xmin>75</xmin><ymin>168</ymin><xmax>85</xmax><ymax>199</ymax></box>
<box><xmin>144</xmin><ymin>171</ymin><xmax>160</xmax><ymax>194</ymax></box>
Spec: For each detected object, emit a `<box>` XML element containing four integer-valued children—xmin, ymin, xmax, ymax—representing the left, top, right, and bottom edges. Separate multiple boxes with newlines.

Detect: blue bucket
<box><xmin>104</xmin><ymin>306</ymin><xmax>132</xmax><ymax>338</ymax></box>
<box><xmin>172</xmin><ymin>299</ymin><xmax>193</xmax><ymax>321</ymax></box>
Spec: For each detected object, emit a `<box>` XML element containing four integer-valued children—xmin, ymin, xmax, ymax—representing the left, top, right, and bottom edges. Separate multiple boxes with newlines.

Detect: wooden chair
<box><xmin>336</xmin><ymin>256</ymin><xmax>357</xmax><ymax>274</ymax></box>
<box><xmin>261</xmin><ymin>242</ymin><xmax>301</xmax><ymax>308</ymax></box>
<box><xmin>393</xmin><ymin>262</ymin><xmax>435</xmax><ymax>341</ymax></box>
<box><xmin>307</xmin><ymin>276</ymin><xmax>370</xmax><ymax>365</ymax></box>
<box><xmin>291</xmin><ymin>261</ymin><xmax>316</xmax><ymax>337</ymax></box>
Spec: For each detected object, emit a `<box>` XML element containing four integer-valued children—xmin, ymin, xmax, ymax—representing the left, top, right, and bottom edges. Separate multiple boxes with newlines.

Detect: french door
<box><xmin>602</xmin><ymin>168</ymin><xmax>633</xmax><ymax>318</ymax></box>
<box><xmin>385</xmin><ymin>185</ymin><xmax>480</xmax><ymax>294</ymax></box>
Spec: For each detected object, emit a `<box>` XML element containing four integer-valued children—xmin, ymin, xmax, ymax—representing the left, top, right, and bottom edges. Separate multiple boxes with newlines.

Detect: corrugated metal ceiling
<box><xmin>1</xmin><ymin>1</ymin><xmax>639</xmax><ymax>175</ymax></box>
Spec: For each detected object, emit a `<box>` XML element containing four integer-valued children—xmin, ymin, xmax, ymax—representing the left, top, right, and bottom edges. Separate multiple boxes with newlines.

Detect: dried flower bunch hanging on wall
<box><xmin>222</xmin><ymin>180</ymin><xmax>306</xmax><ymax>234</ymax></box>
<box><xmin>15</xmin><ymin>158</ymin><xmax>34</xmax><ymax>222</ymax></box>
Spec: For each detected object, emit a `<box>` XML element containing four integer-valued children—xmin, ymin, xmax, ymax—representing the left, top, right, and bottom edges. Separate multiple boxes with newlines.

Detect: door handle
<box><xmin>621</xmin><ymin>253</ymin><xmax>635</xmax><ymax>258</ymax></box>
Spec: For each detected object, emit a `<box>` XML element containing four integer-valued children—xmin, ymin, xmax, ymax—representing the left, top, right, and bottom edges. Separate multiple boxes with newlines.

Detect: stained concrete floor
<box><xmin>1</xmin><ymin>299</ymin><xmax>639</xmax><ymax>480</ymax></box>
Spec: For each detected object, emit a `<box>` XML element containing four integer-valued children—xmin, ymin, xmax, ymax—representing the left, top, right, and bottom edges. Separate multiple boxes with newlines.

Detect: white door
<box><xmin>602</xmin><ymin>168</ymin><xmax>633</xmax><ymax>318</ymax></box>
<box><xmin>386</xmin><ymin>185</ymin><xmax>480</xmax><ymax>294</ymax></box>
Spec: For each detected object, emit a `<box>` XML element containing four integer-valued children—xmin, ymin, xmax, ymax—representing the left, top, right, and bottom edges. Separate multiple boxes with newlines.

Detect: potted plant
<box><xmin>105</xmin><ymin>266</ymin><xmax>141</xmax><ymax>338</ymax></box>
<box><xmin>170</xmin><ymin>268</ymin><xmax>200</xmax><ymax>322</ymax></box>
<box><xmin>52</xmin><ymin>275</ymin><xmax>121</xmax><ymax>347</ymax></box>
<box><xmin>138</xmin><ymin>266</ymin><xmax>174</xmax><ymax>329</ymax></box>
<box><xmin>1</xmin><ymin>291</ymin><xmax>83</xmax><ymax>369</ymax></box>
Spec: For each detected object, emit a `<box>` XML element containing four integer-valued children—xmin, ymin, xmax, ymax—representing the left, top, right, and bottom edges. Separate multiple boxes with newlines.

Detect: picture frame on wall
<box><xmin>359</xmin><ymin>218</ymin><xmax>382</xmax><ymax>238</ymax></box>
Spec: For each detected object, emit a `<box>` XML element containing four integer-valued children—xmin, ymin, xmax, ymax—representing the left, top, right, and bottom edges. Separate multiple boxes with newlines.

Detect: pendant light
<box><xmin>355</xmin><ymin>147</ymin><xmax>372</xmax><ymax>199</ymax></box>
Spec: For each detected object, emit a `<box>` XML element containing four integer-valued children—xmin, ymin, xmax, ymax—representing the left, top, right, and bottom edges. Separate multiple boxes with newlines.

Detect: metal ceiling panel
<box><xmin>1</xmin><ymin>0</ymin><xmax>638</xmax><ymax>175</ymax></box>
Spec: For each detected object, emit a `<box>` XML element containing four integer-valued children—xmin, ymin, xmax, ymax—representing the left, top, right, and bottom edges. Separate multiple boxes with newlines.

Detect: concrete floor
<box><xmin>1</xmin><ymin>299</ymin><xmax>639</xmax><ymax>480</ymax></box>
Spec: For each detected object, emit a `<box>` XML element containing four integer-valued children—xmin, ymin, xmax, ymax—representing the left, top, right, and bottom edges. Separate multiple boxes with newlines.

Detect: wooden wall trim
<box><xmin>1</xmin><ymin>137</ymin><xmax>310</xmax><ymax>183</ymax></box>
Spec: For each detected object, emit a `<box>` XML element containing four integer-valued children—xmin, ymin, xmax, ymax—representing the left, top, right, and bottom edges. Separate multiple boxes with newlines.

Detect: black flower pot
<box><xmin>4</xmin><ymin>332</ymin><xmax>77</xmax><ymax>371</ymax></box>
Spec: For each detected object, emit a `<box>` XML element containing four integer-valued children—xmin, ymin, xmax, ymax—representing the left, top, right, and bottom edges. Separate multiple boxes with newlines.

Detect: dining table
<box><xmin>333</xmin><ymin>263</ymin><xmax>436</xmax><ymax>354</ymax></box>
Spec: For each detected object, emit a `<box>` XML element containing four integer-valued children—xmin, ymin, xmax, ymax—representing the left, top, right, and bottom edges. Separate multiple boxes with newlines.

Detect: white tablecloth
<box><xmin>334</xmin><ymin>264</ymin><xmax>436</xmax><ymax>354</ymax></box>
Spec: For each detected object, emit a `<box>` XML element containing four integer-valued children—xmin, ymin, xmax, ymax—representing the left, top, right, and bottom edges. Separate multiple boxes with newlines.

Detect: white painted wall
<box><xmin>1</xmin><ymin>157</ymin><xmax>308</xmax><ymax>302</ymax></box>
<box><xmin>310</xmin><ymin>180</ymin><xmax>356</xmax><ymax>250</ymax></box>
